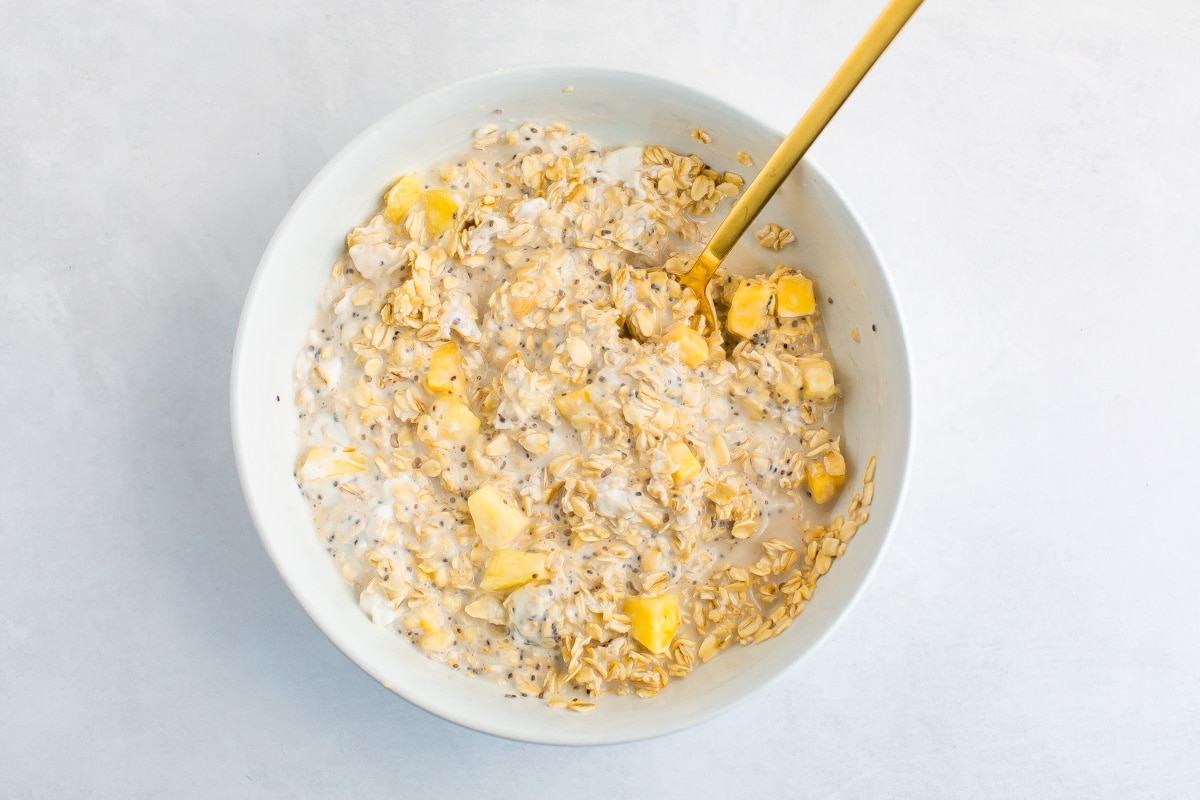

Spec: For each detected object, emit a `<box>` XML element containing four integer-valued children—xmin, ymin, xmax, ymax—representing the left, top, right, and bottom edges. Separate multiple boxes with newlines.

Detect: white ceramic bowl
<box><xmin>232</xmin><ymin>65</ymin><xmax>914</xmax><ymax>745</ymax></box>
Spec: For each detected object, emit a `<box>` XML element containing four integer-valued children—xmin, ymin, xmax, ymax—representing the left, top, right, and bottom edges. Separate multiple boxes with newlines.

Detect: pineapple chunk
<box><xmin>429</xmin><ymin>394</ymin><xmax>480</xmax><ymax>442</ymax></box>
<box><xmin>775</xmin><ymin>273</ymin><xmax>816</xmax><ymax>317</ymax></box>
<box><xmin>425</xmin><ymin>341</ymin><xmax>465</xmax><ymax>394</ymax></box>
<box><xmin>467</xmin><ymin>484</ymin><xmax>531</xmax><ymax>549</ymax></box>
<box><xmin>726</xmin><ymin>280</ymin><xmax>773</xmax><ymax>339</ymax></box>
<box><xmin>383</xmin><ymin>174</ymin><xmax>423</xmax><ymax>226</ymax></box>
<box><xmin>480</xmin><ymin>549</ymin><xmax>548</xmax><ymax>592</ymax></box>
<box><xmin>801</xmin><ymin>359</ymin><xmax>836</xmax><ymax>401</ymax></box>
<box><xmin>424</xmin><ymin>189</ymin><xmax>460</xmax><ymax>237</ymax></box>
<box><xmin>661</xmin><ymin>324</ymin><xmax>709</xmax><ymax>367</ymax></box>
<box><xmin>666</xmin><ymin>441</ymin><xmax>702</xmax><ymax>484</ymax></box>
<box><xmin>553</xmin><ymin>386</ymin><xmax>591</xmax><ymax>417</ymax></box>
<box><xmin>805</xmin><ymin>459</ymin><xmax>845</xmax><ymax>504</ymax></box>
<box><xmin>623</xmin><ymin>594</ymin><xmax>681</xmax><ymax>654</ymax></box>
<box><xmin>554</xmin><ymin>386</ymin><xmax>601</xmax><ymax>430</ymax></box>
<box><xmin>296</xmin><ymin>447</ymin><xmax>366</xmax><ymax>481</ymax></box>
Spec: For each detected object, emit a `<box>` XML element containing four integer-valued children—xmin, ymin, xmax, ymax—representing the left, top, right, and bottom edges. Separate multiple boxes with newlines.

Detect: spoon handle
<box><xmin>686</xmin><ymin>0</ymin><xmax>924</xmax><ymax>288</ymax></box>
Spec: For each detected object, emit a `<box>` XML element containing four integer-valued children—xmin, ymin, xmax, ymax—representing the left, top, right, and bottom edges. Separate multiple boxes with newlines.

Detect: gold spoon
<box><xmin>680</xmin><ymin>0</ymin><xmax>924</xmax><ymax>330</ymax></box>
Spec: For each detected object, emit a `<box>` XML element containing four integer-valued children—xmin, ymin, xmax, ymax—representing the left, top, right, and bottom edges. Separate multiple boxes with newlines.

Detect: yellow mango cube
<box><xmin>623</xmin><ymin>594</ymin><xmax>680</xmax><ymax>654</ymax></box>
<box><xmin>661</xmin><ymin>324</ymin><xmax>709</xmax><ymax>367</ymax></box>
<box><xmin>296</xmin><ymin>447</ymin><xmax>366</xmax><ymax>481</ymax></box>
<box><xmin>801</xmin><ymin>359</ymin><xmax>836</xmax><ymax>401</ymax></box>
<box><xmin>726</xmin><ymin>280</ymin><xmax>773</xmax><ymax>339</ymax></box>
<box><xmin>480</xmin><ymin>549</ymin><xmax>548</xmax><ymax>592</ymax></box>
<box><xmin>775</xmin><ymin>273</ymin><xmax>816</xmax><ymax>317</ymax></box>
<box><xmin>467</xmin><ymin>485</ymin><xmax>531</xmax><ymax>549</ymax></box>
<box><xmin>666</xmin><ymin>441</ymin><xmax>701</xmax><ymax>484</ymax></box>
<box><xmin>425</xmin><ymin>342</ymin><xmax>465</xmax><ymax>394</ymax></box>
<box><xmin>805</xmin><ymin>460</ymin><xmax>845</xmax><ymax>504</ymax></box>
<box><xmin>554</xmin><ymin>386</ymin><xmax>601</xmax><ymax>430</ymax></box>
<box><xmin>553</xmin><ymin>386</ymin><xmax>591</xmax><ymax>417</ymax></box>
<box><xmin>430</xmin><ymin>394</ymin><xmax>479</xmax><ymax>442</ymax></box>
<box><xmin>424</xmin><ymin>189</ymin><xmax>460</xmax><ymax>237</ymax></box>
<box><xmin>384</xmin><ymin>174</ymin><xmax>423</xmax><ymax>226</ymax></box>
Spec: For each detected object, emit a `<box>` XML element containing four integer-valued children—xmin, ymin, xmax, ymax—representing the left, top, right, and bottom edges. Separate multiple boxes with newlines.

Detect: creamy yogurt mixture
<box><xmin>293</xmin><ymin>123</ymin><xmax>871</xmax><ymax>704</ymax></box>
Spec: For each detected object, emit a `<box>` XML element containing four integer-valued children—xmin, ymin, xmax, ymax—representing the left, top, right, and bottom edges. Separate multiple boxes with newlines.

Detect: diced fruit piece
<box><xmin>623</xmin><ymin>594</ymin><xmax>681</xmax><ymax>654</ymax></box>
<box><xmin>480</xmin><ymin>549</ymin><xmax>548</xmax><ymax>592</ymax></box>
<box><xmin>726</xmin><ymin>280</ymin><xmax>773</xmax><ymax>339</ymax></box>
<box><xmin>425</xmin><ymin>342</ymin><xmax>465</xmax><ymax>394</ymax></box>
<box><xmin>554</xmin><ymin>386</ymin><xmax>601</xmax><ymax>430</ymax></box>
<box><xmin>666</xmin><ymin>441</ymin><xmax>702</xmax><ymax>484</ymax></box>
<box><xmin>430</xmin><ymin>394</ymin><xmax>479</xmax><ymax>442</ymax></box>
<box><xmin>467</xmin><ymin>485</ymin><xmax>531</xmax><ymax>549</ymax></box>
<box><xmin>553</xmin><ymin>387</ymin><xmax>590</xmax><ymax>416</ymax></box>
<box><xmin>384</xmin><ymin>174</ymin><xmax>423</xmax><ymax>226</ymax></box>
<box><xmin>661</xmin><ymin>324</ymin><xmax>709</xmax><ymax>367</ymax></box>
<box><xmin>801</xmin><ymin>359</ymin><xmax>836</xmax><ymax>401</ymax></box>
<box><xmin>424</xmin><ymin>189</ymin><xmax>460</xmax><ymax>236</ymax></box>
<box><xmin>805</xmin><ymin>459</ymin><xmax>845</xmax><ymax>504</ymax></box>
<box><xmin>775</xmin><ymin>273</ymin><xmax>816</xmax><ymax>317</ymax></box>
<box><xmin>296</xmin><ymin>447</ymin><xmax>366</xmax><ymax>481</ymax></box>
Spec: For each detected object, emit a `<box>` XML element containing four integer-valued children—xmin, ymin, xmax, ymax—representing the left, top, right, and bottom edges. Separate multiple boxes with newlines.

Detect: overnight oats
<box><xmin>292</xmin><ymin>123</ymin><xmax>875</xmax><ymax>706</ymax></box>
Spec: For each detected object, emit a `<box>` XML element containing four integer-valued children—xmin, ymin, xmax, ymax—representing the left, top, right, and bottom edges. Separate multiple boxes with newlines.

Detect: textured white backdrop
<box><xmin>2</xmin><ymin>1</ymin><xmax>1198</xmax><ymax>796</ymax></box>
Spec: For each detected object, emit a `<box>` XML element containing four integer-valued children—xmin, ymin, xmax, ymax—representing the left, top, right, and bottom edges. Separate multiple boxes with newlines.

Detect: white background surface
<box><xmin>2</xmin><ymin>0</ymin><xmax>1197</xmax><ymax>796</ymax></box>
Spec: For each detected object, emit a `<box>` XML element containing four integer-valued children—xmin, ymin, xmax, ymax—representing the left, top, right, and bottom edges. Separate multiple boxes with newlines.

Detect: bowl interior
<box><xmin>232</xmin><ymin>66</ymin><xmax>913</xmax><ymax>745</ymax></box>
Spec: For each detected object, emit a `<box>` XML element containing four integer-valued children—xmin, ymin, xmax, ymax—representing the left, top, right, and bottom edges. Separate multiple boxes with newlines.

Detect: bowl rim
<box><xmin>231</xmin><ymin>62</ymin><xmax>916</xmax><ymax>745</ymax></box>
